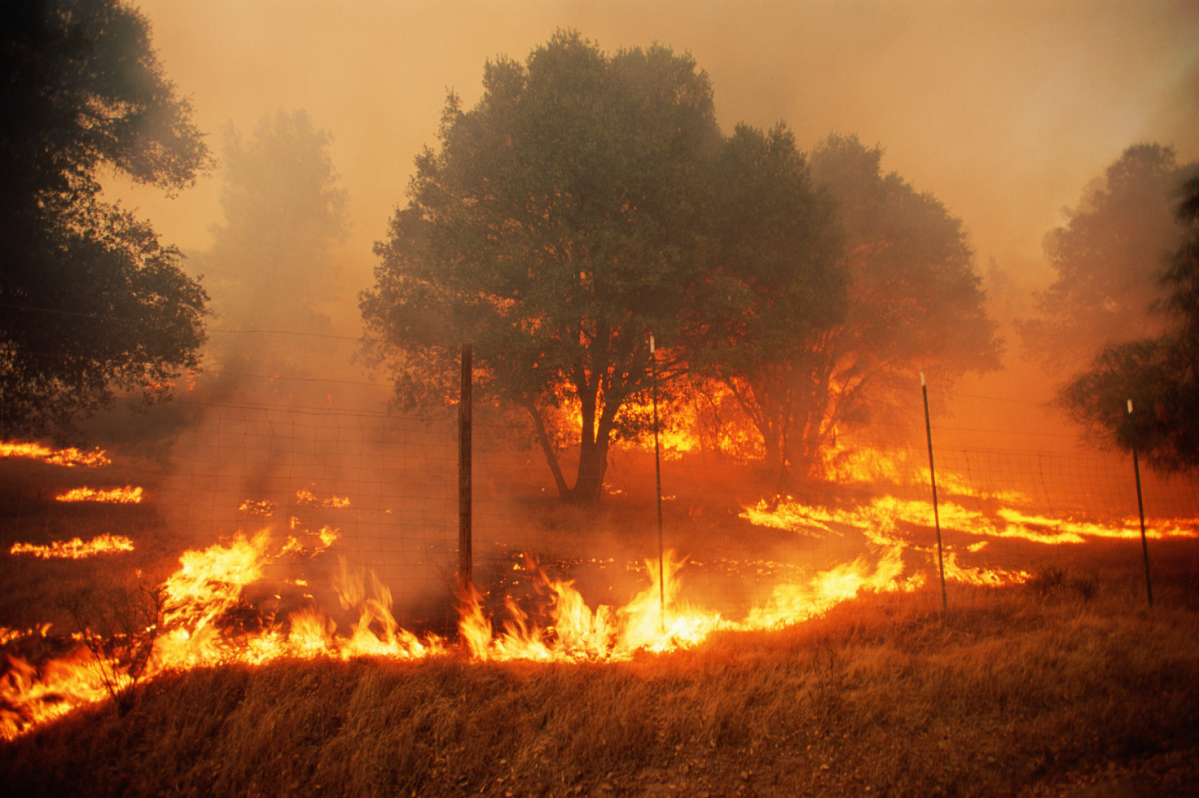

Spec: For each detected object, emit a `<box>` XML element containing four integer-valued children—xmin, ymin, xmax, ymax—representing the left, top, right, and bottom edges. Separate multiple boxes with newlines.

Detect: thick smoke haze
<box><xmin>112</xmin><ymin>0</ymin><xmax>1199</xmax><ymax>447</ymax></box>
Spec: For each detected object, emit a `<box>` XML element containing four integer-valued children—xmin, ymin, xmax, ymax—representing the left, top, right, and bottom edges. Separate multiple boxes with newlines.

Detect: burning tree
<box><xmin>361</xmin><ymin>32</ymin><xmax>721</xmax><ymax>503</ymax></box>
<box><xmin>687</xmin><ymin>124</ymin><xmax>848</xmax><ymax>480</ymax></box>
<box><xmin>791</xmin><ymin>134</ymin><xmax>1002</xmax><ymax>473</ymax></box>
<box><xmin>0</xmin><ymin>0</ymin><xmax>213</xmax><ymax>441</ymax></box>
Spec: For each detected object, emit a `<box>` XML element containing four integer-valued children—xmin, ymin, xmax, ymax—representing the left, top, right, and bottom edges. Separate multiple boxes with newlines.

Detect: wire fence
<box><xmin>5</xmin><ymin>361</ymin><xmax>1199</xmax><ymax>636</ymax></box>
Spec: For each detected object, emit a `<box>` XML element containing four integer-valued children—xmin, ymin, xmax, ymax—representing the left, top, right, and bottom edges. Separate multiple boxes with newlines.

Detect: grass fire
<box><xmin>3</xmin><ymin>2</ymin><xmax>1199</xmax><ymax>796</ymax></box>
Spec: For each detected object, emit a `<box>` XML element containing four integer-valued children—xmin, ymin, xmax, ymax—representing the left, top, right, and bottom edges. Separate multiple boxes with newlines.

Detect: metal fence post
<box><xmin>922</xmin><ymin>373</ymin><xmax>948</xmax><ymax>610</ymax></box>
<box><xmin>459</xmin><ymin>343</ymin><xmax>473</xmax><ymax>594</ymax></box>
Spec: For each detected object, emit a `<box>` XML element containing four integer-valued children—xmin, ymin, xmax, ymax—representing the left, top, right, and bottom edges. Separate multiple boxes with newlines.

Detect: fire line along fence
<box><xmin>5</xmin><ymin>367</ymin><xmax>1199</xmax><ymax>640</ymax></box>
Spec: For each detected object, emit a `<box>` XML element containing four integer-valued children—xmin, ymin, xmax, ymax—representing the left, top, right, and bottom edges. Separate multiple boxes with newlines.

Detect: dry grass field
<box><xmin>3</xmin><ymin>446</ymin><xmax>1199</xmax><ymax>797</ymax></box>
<box><xmin>3</xmin><ymin>564</ymin><xmax>1198</xmax><ymax>798</ymax></box>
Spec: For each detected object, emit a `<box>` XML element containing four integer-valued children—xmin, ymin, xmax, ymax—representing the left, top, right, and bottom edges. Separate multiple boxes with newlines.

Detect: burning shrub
<box><xmin>60</xmin><ymin>580</ymin><xmax>165</xmax><ymax>716</ymax></box>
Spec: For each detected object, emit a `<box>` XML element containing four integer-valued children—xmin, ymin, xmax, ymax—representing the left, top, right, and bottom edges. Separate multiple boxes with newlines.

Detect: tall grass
<box><xmin>4</xmin><ymin>575</ymin><xmax>1198</xmax><ymax>797</ymax></box>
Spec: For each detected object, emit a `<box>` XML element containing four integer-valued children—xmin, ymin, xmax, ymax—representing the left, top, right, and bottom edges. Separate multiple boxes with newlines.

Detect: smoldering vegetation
<box><xmin>3</xmin><ymin>563</ymin><xmax>1199</xmax><ymax>798</ymax></box>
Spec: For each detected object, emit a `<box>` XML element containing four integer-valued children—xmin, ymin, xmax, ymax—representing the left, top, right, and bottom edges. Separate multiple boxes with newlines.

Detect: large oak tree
<box><xmin>1</xmin><ymin>0</ymin><xmax>212</xmax><ymax>441</ymax></box>
<box><xmin>689</xmin><ymin>123</ymin><xmax>847</xmax><ymax>479</ymax></box>
<box><xmin>799</xmin><ymin>134</ymin><xmax>1002</xmax><ymax>472</ymax></box>
<box><xmin>361</xmin><ymin>32</ymin><xmax>721</xmax><ymax>502</ymax></box>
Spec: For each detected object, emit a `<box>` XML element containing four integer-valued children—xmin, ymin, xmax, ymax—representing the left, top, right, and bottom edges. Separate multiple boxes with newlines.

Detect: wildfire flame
<box><xmin>294</xmin><ymin>489</ymin><xmax>351</xmax><ymax>508</ymax></box>
<box><xmin>238</xmin><ymin>499</ymin><xmax>277</xmax><ymax>516</ymax></box>
<box><xmin>55</xmin><ymin>486</ymin><xmax>143</xmax><ymax>504</ymax></box>
<box><xmin>741</xmin><ymin>495</ymin><xmax>1199</xmax><ymax>547</ymax></box>
<box><xmin>1</xmin><ymin>521</ymin><xmax>949</xmax><ymax>739</ymax></box>
<box><xmin>9</xmin><ymin>534</ymin><xmax>135</xmax><ymax>559</ymax></box>
<box><xmin>7</xmin><ymin>439</ymin><xmax>1192</xmax><ymax>741</ymax></box>
<box><xmin>0</xmin><ymin>441</ymin><xmax>110</xmax><ymax>467</ymax></box>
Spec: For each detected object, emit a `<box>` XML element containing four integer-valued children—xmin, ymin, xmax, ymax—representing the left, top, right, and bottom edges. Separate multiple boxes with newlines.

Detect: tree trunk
<box><xmin>571</xmin><ymin>435</ymin><xmax>609</xmax><ymax>505</ymax></box>
<box><xmin>524</xmin><ymin>402</ymin><xmax>571</xmax><ymax>499</ymax></box>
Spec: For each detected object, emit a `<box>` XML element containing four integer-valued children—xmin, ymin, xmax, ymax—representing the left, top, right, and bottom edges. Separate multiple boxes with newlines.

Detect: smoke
<box><xmin>80</xmin><ymin>0</ymin><xmax>1199</xmax><ymax>616</ymax></box>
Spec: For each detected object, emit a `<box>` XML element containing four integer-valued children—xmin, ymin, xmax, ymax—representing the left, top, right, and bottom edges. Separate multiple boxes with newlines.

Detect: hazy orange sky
<box><xmin>115</xmin><ymin>0</ymin><xmax>1199</xmax><ymax>446</ymax></box>
<box><xmin>123</xmin><ymin>0</ymin><xmax>1198</xmax><ymax>272</ymax></box>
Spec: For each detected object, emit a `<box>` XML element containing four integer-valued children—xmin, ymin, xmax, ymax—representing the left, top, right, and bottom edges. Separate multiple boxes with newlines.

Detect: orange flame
<box><xmin>0</xmin><ymin>442</ymin><xmax>110</xmax><ymax>467</ymax></box>
<box><xmin>294</xmin><ymin>489</ymin><xmax>351</xmax><ymax>508</ymax></box>
<box><xmin>55</xmin><ymin>486</ymin><xmax>143</xmax><ymax>504</ymax></box>
<box><xmin>9</xmin><ymin>534</ymin><xmax>134</xmax><ymax>559</ymax></box>
<box><xmin>238</xmin><ymin>499</ymin><xmax>277</xmax><ymax>516</ymax></box>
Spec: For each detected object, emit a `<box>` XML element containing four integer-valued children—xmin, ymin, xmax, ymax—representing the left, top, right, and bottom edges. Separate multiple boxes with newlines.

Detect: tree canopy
<box><xmin>688</xmin><ymin>123</ymin><xmax>847</xmax><ymax>477</ymax></box>
<box><xmin>361</xmin><ymin>31</ymin><xmax>722</xmax><ymax>502</ymax></box>
<box><xmin>1019</xmin><ymin>144</ymin><xmax>1192</xmax><ymax>374</ymax></box>
<box><xmin>1057</xmin><ymin>164</ymin><xmax>1199</xmax><ymax>472</ymax></box>
<box><xmin>1</xmin><ymin>0</ymin><xmax>213</xmax><ymax>441</ymax></box>
<box><xmin>363</xmin><ymin>34</ymin><xmax>1007</xmax><ymax>500</ymax></box>
<box><xmin>795</xmin><ymin>134</ymin><xmax>1002</xmax><ymax>471</ymax></box>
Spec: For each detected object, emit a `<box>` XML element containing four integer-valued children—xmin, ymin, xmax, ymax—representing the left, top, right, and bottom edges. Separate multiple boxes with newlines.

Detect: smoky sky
<box><xmin>122</xmin><ymin>0</ymin><xmax>1198</xmax><ymax>272</ymax></box>
<box><xmin>111</xmin><ymin>0</ymin><xmax>1199</xmax><ymax>448</ymax></box>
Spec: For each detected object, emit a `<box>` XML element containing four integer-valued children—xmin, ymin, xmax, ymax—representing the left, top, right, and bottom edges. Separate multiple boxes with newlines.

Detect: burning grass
<box><xmin>2</xmin><ymin>576</ymin><xmax>1198</xmax><ymax>798</ymax></box>
<box><xmin>8</xmin><ymin>533</ymin><xmax>134</xmax><ymax>559</ymax></box>
<box><xmin>0</xmin><ymin>442</ymin><xmax>111</xmax><ymax>468</ymax></box>
<box><xmin>54</xmin><ymin>485</ymin><xmax>144</xmax><ymax>503</ymax></box>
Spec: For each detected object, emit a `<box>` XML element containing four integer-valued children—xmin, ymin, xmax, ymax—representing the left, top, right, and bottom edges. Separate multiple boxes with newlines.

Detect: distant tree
<box><xmin>0</xmin><ymin>0</ymin><xmax>212</xmax><ymax>441</ymax></box>
<box><xmin>1019</xmin><ymin>144</ymin><xmax>1194</xmax><ymax>374</ymax></box>
<box><xmin>361</xmin><ymin>32</ymin><xmax>721</xmax><ymax>503</ymax></box>
<box><xmin>1057</xmin><ymin>170</ymin><xmax>1199</xmax><ymax>472</ymax></box>
<box><xmin>797</xmin><ymin>134</ymin><xmax>1002</xmax><ymax>472</ymax></box>
<box><xmin>198</xmin><ymin>109</ymin><xmax>349</xmax><ymax>336</ymax></box>
<box><xmin>689</xmin><ymin>123</ymin><xmax>847</xmax><ymax>478</ymax></box>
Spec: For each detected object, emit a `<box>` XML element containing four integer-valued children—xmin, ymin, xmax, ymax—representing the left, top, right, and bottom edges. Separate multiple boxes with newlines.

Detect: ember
<box><xmin>294</xmin><ymin>489</ymin><xmax>351</xmax><ymax>508</ymax></box>
<box><xmin>238</xmin><ymin>499</ymin><xmax>277</xmax><ymax>516</ymax></box>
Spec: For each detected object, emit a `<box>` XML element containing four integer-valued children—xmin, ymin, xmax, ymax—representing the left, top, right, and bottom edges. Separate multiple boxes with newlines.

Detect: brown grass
<box><xmin>3</xmin><ymin>576</ymin><xmax>1198</xmax><ymax>798</ymax></box>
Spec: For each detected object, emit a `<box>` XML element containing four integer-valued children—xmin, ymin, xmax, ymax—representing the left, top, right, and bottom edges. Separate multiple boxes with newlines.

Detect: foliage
<box><xmin>0</xmin><ymin>0</ymin><xmax>213</xmax><ymax>441</ymax></box>
<box><xmin>1056</xmin><ymin>171</ymin><xmax>1199</xmax><ymax>472</ymax></box>
<box><xmin>361</xmin><ymin>31</ymin><xmax>721</xmax><ymax>502</ymax></box>
<box><xmin>688</xmin><ymin>123</ymin><xmax>847</xmax><ymax>478</ymax></box>
<box><xmin>799</xmin><ymin>134</ymin><xmax>1002</xmax><ymax>472</ymax></box>
<box><xmin>1019</xmin><ymin>144</ymin><xmax>1194</xmax><ymax>374</ymax></box>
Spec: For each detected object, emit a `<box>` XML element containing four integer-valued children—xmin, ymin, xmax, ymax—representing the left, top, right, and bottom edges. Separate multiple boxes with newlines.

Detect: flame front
<box><xmin>55</xmin><ymin>486</ymin><xmax>143</xmax><ymax>504</ymax></box>
<box><xmin>2</xmin><ymin>527</ymin><xmax>939</xmax><ymax>739</ymax></box>
<box><xmin>9</xmin><ymin>534</ymin><xmax>135</xmax><ymax>559</ymax></box>
<box><xmin>0</xmin><ymin>441</ymin><xmax>111</xmax><ymax>467</ymax></box>
<box><xmin>7</xmin><ymin>441</ymin><xmax>1193</xmax><ymax>740</ymax></box>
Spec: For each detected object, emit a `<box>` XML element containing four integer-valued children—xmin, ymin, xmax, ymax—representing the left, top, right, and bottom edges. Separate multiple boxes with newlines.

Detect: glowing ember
<box><xmin>55</xmin><ymin>486</ymin><xmax>143</xmax><ymax>504</ymax></box>
<box><xmin>294</xmin><ymin>489</ymin><xmax>351</xmax><ymax>508</ymax></box>
<box><xmin>238</xmin><ymin>499</ymin><xmax>277</xmax><ymax>516</ymax></box>
<box><xmin>0</xmin><ymin>441</ymin><xmax>110</xmax><ymax>467</ymax></box>
<box><xmin>9</xmin><ymin>534</ymin><xmax>134</xmax><ymax>559</ymax></box>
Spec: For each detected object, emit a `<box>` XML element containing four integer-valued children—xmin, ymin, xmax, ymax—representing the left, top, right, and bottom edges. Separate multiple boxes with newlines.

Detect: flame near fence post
<box><xmin>650</xmin><ymin>333</ymin><xmax>665</xmax><ymax>633</ymax></box>
<box><xmin>921</xmin><ymin>373</ymin><xmax>948</xmax><ymax>610</ymax></box>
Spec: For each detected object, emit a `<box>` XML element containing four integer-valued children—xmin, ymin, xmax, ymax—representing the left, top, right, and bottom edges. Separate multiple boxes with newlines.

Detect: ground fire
<box><xmin>8</xmin><ymin>534</ymin><xmax>135</xmax><ymax>560</ymax></box>
<box><xmin>5</xmin><ymin>454</ymin><xmax>1193</xmax><ymax>741</ymax></box>
<box><xmin>54</xmin><ymin>486</ymin><xmax>144</xmax><ymax>504</ymax></box>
